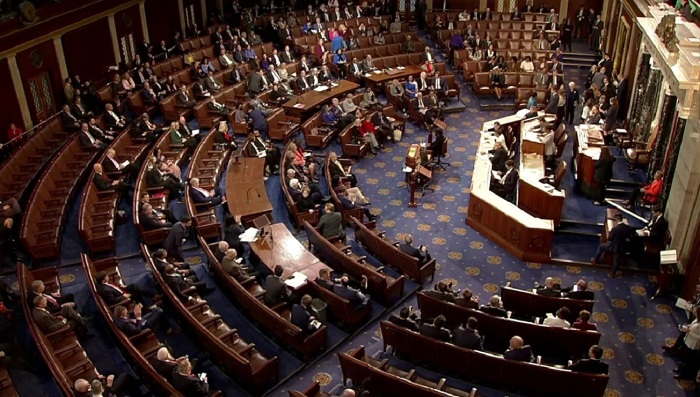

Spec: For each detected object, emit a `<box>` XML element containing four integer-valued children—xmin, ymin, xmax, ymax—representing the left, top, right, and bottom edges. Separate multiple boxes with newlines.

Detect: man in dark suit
<box><xmin>95</xmin><ymin>270</ymin><xmax>152</xmax><ymax>306</ymax></box>
<box><xmin>264</xmin><ymin>265</ymin><xmax>289</xmax><ymax>306</ymax></box>
<box><xmin>113</xmin><ymin>304</ymin><xmax>165</xmax><ymax>336</ymax></box>
<box><xmin>79</xmin><ymin>123</ymin><xmax>107</xmax><ymax>150</ymax></box>
<box><xmin>176</xmin><ymin>85</ymin><xmax>196</xmax><ymax>108</ymax></box>
<box><xmin>291</xmin><ymin>294</ymin><xmax>320</xmax><ymax>334</ymax></box>
<box><xmin>317</xmin><ymin>203</ymin><xmax>343</xmax><ymax>239</ymax></box>
<box><xmin>315</xmin><ymin>268</ymin><xmax>337</xmax><ymax>292</ymax></box>
<box><xmin>32</xmin><ymin>295</ymin><xmax>88</xmax><ymax>338</ymax></box>
<box><xmin>139</xmin><ymin>204</ymin><xmax>172</xmax><ymax>230</ymax></box>
<box><xmin>249</xmin><ymin>108</ymin><xmax>268</xmax><ymax>139</ymax></box>
<box><xmin>591</xmin><ymin>212</ymin><xmax>633</xmax><ymax>278</ymax></box>
<box><xmin>230</xmin><ymin>66</ymin><xmax>246</xmax><ymax>84</ymax></box>
<box><xmin>419</xmin><ymin>315</ymin><xmax>452</xmax><ymax>342</ymax></box>
<box><xmin>146</xmin><ymin>162</ymin><xmax>182</xmax><ymax>199</ymax></box>
<box><xmin>454</xmin><ymin>289</ymin><xmax>479</xmax><ymax>309</ymax></box>
<box><xmin>223</xmin><ymin>215</ymin><xmax>246</xmax><ymax>257</ymax></box>
<box><xmin>388</xmin><ymin>306</ymin><xmax>420</xmax><ymax>332</ymax></box>
<box><xmin>489</xmin><ymin>142</ymin><xmax>508</xmax><ymax>173</ymax></box>
<box><xmin>247</xmin><ymin>69</ymin><xmax>265</xmax><ymax>97</ymax></box>
<box><xmin>454</xmin><ymin>317</ymin><xmax>483</xmax><ymax>350</ymax></box>
<box><xmin>150</xmin><ymin>347</ymin><xmax>191</xmax><ymax>382</ymax></box>
<box><xmin>339</xmin><ymin>189</ymin><xmax>379</xmax><ymax>221</ymax></box>
<box><xmin>504</xmin><ymin>336</ymin><xmax>534</xmax><ymax>362</ymax></box>
<box><xmin>162</xmin><ymin>264</ymin><xmax>213</xmax><ymax>302</ymax></box>
<box><xmin>60</xmin><ymin>104</ymin><xmax>81</xmax><ymax>130</ymax></box>
<box><xmin>423</xmin><ymin>281</ymin><xmax>456</xmax><ymax>303</ymax></box>
<box><xmin>93</xmin><ymin>163</ymin><xmax>132</xmax><ymax>193</ymax></box>
<box><xmin>334</xmin><ymin>276</ymin><xmax>369</xmax><ymax>308</ymax></box>
<box><xmin>222</xmin><ymin>248</ymin><xmax>257</xmax><ymax>282</ymax></box>
<box><xmin>188</xmin><ymin>177</ymin><xmax>225</xmax><ymax>206</ymax></box>
<box><xmin>633</xmin><ymin>206</ymin><xmax>669</xmax><ymax>249</ymax></box>
<box><xmin>490</xmin><ymin>159</ymin><xmax>519</xmax><ymax>203</ymax></box>
<box><xmin>562</xmin><ymin>279</ymin><xmax>595</xmax><ymax>300</ymax></box>
<box><xmin>398</xmin><ymin>234</ymin><xmax>431</xmax><ymax>265</ymax></box>
<box><xmin>568</xmin><ymin>345</ymin><xmax>609</xmax><ymax>374</ymax></box>
<box><xmin>480</xmin><ymin>295</ymin><xmax>508</xmax><ymax>317</ymax></box>
<box><xmin>172</xmin><ymin>358</ymin><xmax>209</xmax><ymax>396</ymax></box>
<box><xmin>280</xmin><ymin>46</ymin><xmax>295</xmax><ymax>63</ymax></box>
<box><xmin>88</xmin><ymin>117</ymin><xmax>115</xmax><ymax>143</ymax></box>
<box><xmin>163</xmin><ymin>217</ymin><xmax>192</xmax><ymax>261</ymax></box>
<box><xmin>536</xmin><ymin>277</ymin><xmax>562</xmax><ymax>297</ymax></box>
<box><xmin>71</xmin><ymin>97</ymin><xmax>94</xmax><ymax>121</ymax></box>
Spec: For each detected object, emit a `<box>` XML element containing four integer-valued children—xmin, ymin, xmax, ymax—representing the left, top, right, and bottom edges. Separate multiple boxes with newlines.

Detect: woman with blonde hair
<box><xmin>121</xmin><ymin>72</ymin><xmax>136</xmax><ymax>92</ymax></box>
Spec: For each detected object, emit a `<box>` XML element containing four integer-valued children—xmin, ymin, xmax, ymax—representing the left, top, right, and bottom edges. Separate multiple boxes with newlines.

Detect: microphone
<box><xmin>246</xmin><ymin>187</ymin><xmax>261</xmax><ymax>203</ymax></box>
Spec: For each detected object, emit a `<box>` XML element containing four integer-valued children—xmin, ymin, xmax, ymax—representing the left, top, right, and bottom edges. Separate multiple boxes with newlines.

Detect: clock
<box><xmin>19</xmin><ymin>1</ymin><xmax>39</xmax><ymax>25</ymax></box>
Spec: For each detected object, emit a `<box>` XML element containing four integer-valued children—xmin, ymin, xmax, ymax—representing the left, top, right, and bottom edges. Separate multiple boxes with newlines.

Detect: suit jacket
<box><xmin>419</xmin><ymin>323</ymin><xmax>451</xmax><ymax>342</ymax></box>
<box><xmin>102</xmin><ymin>156</ymin><xmax>122</xmax><ymax>174</ymax></box>
<box><xmin>264</xmin><ymin>275</ymin><xmax>287</xmax><ymax>305</ymax></box>
<box><xmin>536</xmin><ymin>287</ymin><xmax>561</xmax><ymax>297</ymax></box>
<box><xmin>281</xmin><ymin>51</ymin><xmax>294</xmax><ymax>63</ymax></box>
<box><xmin>566</xmin><ymin>290</ymin><xmax>595</xmax><ymax>300</ymax></box>
<box><xmin>163</xmin><ymin>222</ymin><xmax>187</xmax><ymax>257</ymax></box>
<box><xmin>140</xmin><ymin>211</ymin><xmax>169</xmax><ymax>230</ymax></box>
<box><xmin>172</xmin><ymin>372</ymin><xmax>209</xmax><ymax>396</ymax></box>
<box><xmin>189</xmin><ymin>186</ymin><xmax>214</xmax><ymax>204</ymax></box>
<box><xmin>114</xmin><ymin>315</ymin><xmax>145</xmax><ymax>336</ymax></box>
<box><xmin>647</xmin><ymin>215</ymin><xmax>669</xmax><ymax>244</ymax></box>
<box><xmin>60</xmin><ymin>111</ymin><xmax>79</xmax><ymax>126</ymax></box>
<box><xmin>480</xmin><ymin>305</ymin><xmax>508</xmax><ymax>317</ymax></box>
<box><xmin>334</xmin><ymin>284</ymin><xmax>366</xmax><ymax>306</ymax></box>
<box><xmin>146</xmin><ymin>168</ymin><xmax>168</xmax><ymax>188</ymax></box>
<box><xmin>423</xmin><ymin>289</ymin><xmax>455</xmax><ymax>303</ymax></box>
<box><xmin>569</xmin><ymin>359</ymin><xmax>609</xmax><ymax>375</ymax></box>
<box><xmin>32</xmin><ymin>307</ymin><xmax>66</xmax><ymax>333</ymax></box>
<box><xmin>204</xmin><ymin>77</ymin><xmax>221</xmax><ymax>92</ymax></box>
<box><xmin>291</xmin><ymin>304</ymin><xmax>315</xmax><ymax>333</ymax></box>
<box><xmin>315</xmin><ymin>278</ymin><xmax>336</xmax><ymax>292</ymax></box>
<box><xmin>607</xmin><ymin>222</ymin><xmax>633</xmax><ymax>252</ymax></box>
<box><xmin>250</xmin><ymin>109</ymin><xmax>267</xmax><ymax>130</ymax></box>
<box><xmin>502</xmin><ymin>169</ymin><xmax>519</xmax><ymax>193</ymax></box>
<box><xmin>453</xmin><ymin>327</ymin><xmax>482</xmax><ymax>350</ymax></box>
<box><xmin>150</xmin><ymin>358</ymin><xmax>178</xmax><ymax>381</ymax></box>
<box><xmin>79</xmin><ymin>131</ymin><xmax>98</xmax><ymax>148</ymax></box>
<box><xmin>454</xmin><ymin>298</ymin><xmax>479</xmax><ymax>309</ymax></box>
<box><xmin>96</xmin><ymin>283</ymin><xmax>127</xmax><ymax>305</ymax></box>
<box><xmin>176</xmin><ymin>91</ymin><xmax>194</xmax><ymax>107</ymax></box>
<box><xmin>388</xmin><ymin>314</ymin><xmax>419</xmax><ymax>332</ymax></box>
<box><xmin>490</xmin><ymin>147</ymin><xmax>508</xmax><ymax>172</ymax></box>
<box><xmin>504</xmin><ymin>345</ymin><xmax>534</xmax><ymax>362</ymax></box>
<box><xmin>94</xmin><ymin>173</ymin><xmax>114</xmax><ymax>191</ymax></box>
<box><xmin>163</xmin><ymin>273</ymin><xmax>192</xmax><ymax>302</ymax></box>
<box><xmin>361</xmin><ymin>59</ymin><xmax>375</xmax><ymax>72</ymax></box>
<box><xmin>248</xmin><ymin>73</ymin><xmax>263</xmax><ymax>94</ymax></box>
<box><xmin>399</xmin><ymin>243</ymin><xmax>427</xmax><ymax>264</ymax></box>
<box><xmin>318</xmin><ymin>212</ymin><xmax>343</xmax><ymax>238</ymax></box>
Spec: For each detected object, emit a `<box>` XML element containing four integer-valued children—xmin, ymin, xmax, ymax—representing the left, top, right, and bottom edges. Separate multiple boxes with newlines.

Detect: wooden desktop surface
<box><xmin>249</xmin><ymin>223</ymin><xmax>330</xmax><ymax>281</ymax></box>
<box><xmin>364</xmin><ymin>65</ymin><xmax>425</xmax><ymax>91</ymax></box>
<box><xmin>282</xmin><ymin>80</ymin><xmax>360</xmax><ymax>119</ymax></box>
<box><xmin>225</xmin><ymin>157</ymin><xmax>273</xmax><ymax>221</ymax></box>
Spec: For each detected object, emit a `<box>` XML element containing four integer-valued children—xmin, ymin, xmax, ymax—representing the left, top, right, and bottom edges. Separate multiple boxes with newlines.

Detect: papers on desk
<box><xmin>191</xmin><ymin>129</ymin><xmax>200</xmax><ymax>136</ymax></box>
<box><xmin>293</xmin><ymin>103</ymin><xmax>305</xmax><ymax>108</ymax></box>
<box><xmin>314</xmin><ymin>85</ymin><xmax>329</xmax><ymax>92</ymax></box>
<box><xmin>373</xmin><ymin>70</ymin><xmax>382</xmax><ymax>74</ymax></box>
<box><xmin>364</xmin><ymin>73</ymin><xmax>372</xmax><ymax>77</ymax></box>
<box><xmin>661</xmin><ymin>250</ymin><xmax>677</xmax><ymax>265</ymax></box>
<box><xmin>581</xmin><ymin>147</ymin><xmax>601</xmax><ymax>160</ymax></box>
<box><xmin>239</xmin><ymin>227</ymin><xmax>260</xmax><ymax>242</ymax></box>
<box><xmin>284</xmin><ymin>271</ymin><xmax>308</xmax><ymax>288</ymax></box>
<box><xmin>397</xmin><ymin>66</ymin><xmax>406</xmax><ymax>70</ymax></box>
<box><xmin>677</xmin><ymin>298</ymin><xmax>694</xmax><ymax>311</ymax></box>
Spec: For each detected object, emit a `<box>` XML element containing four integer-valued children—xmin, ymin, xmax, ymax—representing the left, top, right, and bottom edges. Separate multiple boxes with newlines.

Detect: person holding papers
<box><xmin>489</xmin><ymin>142</ymin><xmax>508</xmax><ymax>172</ymax></box>
<box><xmin>361</xmin><ymin>54</ymin><xmax>376</xmax><ymax>72</ymax></box>
<box><xmin>630</xmin><ymin>207</ymin><xmax>668</xmax><ymax>257</ymax></box>
<box><xmin>490</xmin><ymin>160</ymin><xmax>519</xmax><ymax>203</ymax></box>
<box><xmin>664</xmin><ymin>284</ymin><xmax>700</xmax><ymax>355</ymax></box>
<box><xmin>188</xmin><ymin>177</ymin><xmax>226</xmax><ymax>207</ymax></box>
<box><xmin>246</xmin><ymin>130</ymin><xmax>281</xmax><ymax>177</ymax></box>
<box><xmin>102</xmin><ymin>148</ymin><xmax>139</xmax><ymax>176</ymax></box>
<box><xmin>292</xmin><ymin>295</ymin><xmax>321</xmax><ymax>334</ymax></box>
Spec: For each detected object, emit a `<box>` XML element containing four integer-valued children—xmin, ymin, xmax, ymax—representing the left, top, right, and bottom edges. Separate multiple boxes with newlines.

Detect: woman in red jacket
<box><xmin>359</xmin><ymin>114</ymin><xmax>381</xmax><ymax>154</ymax></box>
<box><xmin>625</xmin><ymin>170</ymin><xmax>663</xmax><ymax>209</ymax></box>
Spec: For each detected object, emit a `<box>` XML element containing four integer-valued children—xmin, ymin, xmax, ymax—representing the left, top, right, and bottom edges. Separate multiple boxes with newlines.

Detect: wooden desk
<box><xmin>405</xmin><ymin>143</ymin><xmax>422</xmax><ymax>169</ymax></box>
<box><xmin>573</xmin><ymin>124</ymin><xmax>603</xmax><ymax>199</ymax></box>
<box><xmin>249</xmin><ymin>223</ymin><xmax>330</xmax><ymax>283</ymax></box>
<box><xmin>282</xmin><ymin>80</ymin><xmax>360</xmax><ymax>120</ymax></box>
<box><xmin>225</xmin><ymin>157</ymin><xmax>273</xmax><ymax>224</ymax></box>
<box><xmin>363</xmin><ymin>65</ymin><xmax>424</xmax><ymax>92</ymax></box>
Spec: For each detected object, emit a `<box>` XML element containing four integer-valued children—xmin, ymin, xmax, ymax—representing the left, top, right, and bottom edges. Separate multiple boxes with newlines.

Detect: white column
<box><xmin>178</xmin><ymin>0</ymin><xmax>186</xmax><ymax>34</ymax></box>
<box><xmin>53</xmin><ymin>37</ymin><xmax>69</xmax><ymax>79</ymax></box>
<box><xmin>139</xmin><ymin>1</ymin><xmax>150</xmax><ymax>43</ymax></box>
<box><xmin>8</xmin><ymin>56</ymin><xmax>33</xmax><ymax>129</ymax></box>
<box><xmin>200</xmin><ymin>0</ymin><xmax>207</xmax><ymax>27</ymax></box>
<box><xmin>107</xmin><ymin>14</ymin><xmax>121</xmax><ymax>63</ymax></box>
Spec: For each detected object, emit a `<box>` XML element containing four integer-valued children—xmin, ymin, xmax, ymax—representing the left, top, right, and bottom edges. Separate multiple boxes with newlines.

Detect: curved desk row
<box><xmin>466</xmin><ymin>114</ymin><xmax>564</xmax><ymax>263</ymax></box>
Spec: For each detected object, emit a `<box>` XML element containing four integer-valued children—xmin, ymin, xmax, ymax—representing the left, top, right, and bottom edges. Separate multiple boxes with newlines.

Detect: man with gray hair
<box><xmin>214</xmin><ymin>241</ymin><xmax>229</xmax><ymax>264</ymax></box>
<box><xmin>188</xmin><ymin>177</ymin><xmax>226</xmax><ymax>206</ymax></box>
<box><xmin>565</xmin><ymin>81</ymin><xmax>580</xmax><ymax>124</ymax></box>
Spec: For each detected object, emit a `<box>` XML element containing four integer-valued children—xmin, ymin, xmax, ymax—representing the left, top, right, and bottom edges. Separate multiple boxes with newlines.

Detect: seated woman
<box><xmin>289</xmin><ymin>140</ymin><xmax>318</xmax><ymax>182</ymax></box>
<box><xmin>359</xmin><ymin>114</ymin><xmax>381</xmax><ymax>154</ymax></box>
<box><xmin>520</xmin><ymin>56</ymin><xmax>535</xmax><ymax>72</ymax></box>
<box><xmin>295</xmin><ymin>186</ymin><xmax>318</xmax><ymax>213</ymax></box>
<box><xmin>421</xmin><ymin>59</ymin><xmax>434</xmax><ymax>76</ymax></box>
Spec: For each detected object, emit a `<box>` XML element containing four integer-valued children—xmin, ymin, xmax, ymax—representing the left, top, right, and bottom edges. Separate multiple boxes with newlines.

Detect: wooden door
<box><xmin>27</xmin><ymin>72</ymin><xmax>56</xmax><ymax>123</ymax></box>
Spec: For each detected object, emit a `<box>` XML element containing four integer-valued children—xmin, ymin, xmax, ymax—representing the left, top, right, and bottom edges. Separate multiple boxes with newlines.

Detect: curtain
<box><xmin>661</xmin><ymin>117</ymin><xmax>686</xmax><ymax>205</ymax></box>
<box><xmin>628</xmin><ymin>53</ymin><xmax>651</xmax><ymax>138</ymax></box>
<box><xmin>648</xmin><ymin>93</ymin><xmax>677</xmax><ymax>181</ymax></box>
<box><xmin>633</xmin><ymin>67</ymin><xmax>664</xmax><ymax>143</ymax></box>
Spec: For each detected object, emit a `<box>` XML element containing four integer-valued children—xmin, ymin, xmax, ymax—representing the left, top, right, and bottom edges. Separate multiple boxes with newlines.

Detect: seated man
<box><xmin>317</xmin><ymin>203</ymin><xmax>343</xmax><ymax>239</ymax></box>
<box><xmin>137</xmin><ymin>193</ymin><xmax>178</xmax><ymax>225</ymax></box>
<box><xmin>453</xmin><ymin>317</ymin><xmax>483</xmax><ymax>350</ymax></box>
<box><xmin>139</xmin><ymin>203</ymin><xmax>173</xmax><ymax>230</ymax></box>
<box><xmin>150</xmin><ymin>347</ymin><xmax>191</xmax><ymax>382</ymax></box>
<box><xmin>264</xmin><ymin>265</ymin><xmax>289</xmax><ymax>306</ymax></box>
<box><xmin>504</xmin><ymin>335</ymin><xmax>534</xmax><ymax>362</ymax></box>
<box><xmin>568</xmin><ymin>345</ymin><xmax>609</xmax><ymax>374</ymax></box>
<box><xmin>221</xmin><ymin>249</ymin><xmax>257</xmax><ymax>282</ymax></box>
<box><xmin>631</xmin><ymin>206</ymin><xmax>668</xmax><ymax>256</ymax></box>
<box><xmin>172</xmin><ymin>358</ymin><xmax>209</xmax><ymax>396</ymax></box>
<box><xmin>454</xmin><ymin>288</ymin><xmax>479</xmax><ymax>309</ymax></box>
<box><xmin>535</xmin><ymin>277</ymin><xmax>562</xmax><ymax>297</ymax></box>
<box><xmin>334</xmin><ymin>275</ymin><xmax>369</xmax><ymax>308</ymax></box>
<box><xmin>398</xmin><ymin>234</ymin><xmax>431</xmax><ymax>265</ymax></box>
<box><xmin>32</xmin><ymin>295</ymin><xmax>88</xmax><ymax>338</ymax></box>
<box><xmin>291</xmin><ymin>294</ymin><xmax>321</xmax><ymax>334</ymax></box>
<box><xmin>480</xmin><ymin>295</ymin><xmax>508</xmax><ymax>317</ymax></box>
<box><xmin>490</xmin><ymin>159</ymin><xmax>519</xmax><ymax>203</ymax></box>
<box><xmin>28</xmin><ymin>280</ymin><xmax>86</xmax><ymax>325</ymax></box>
<box><xmin>543</xmin><ymin>307</ymin><xmax>571</xmax><ymax>327</ymax></box>
<box><xmin>213</xmin><ymin>241</ymin><xmax>229</xmax><ymax>264</ymax></box>
<box><xmin>423</xmin><ymin>280</ymin><xmax>456</xmax><ymax>303</ymax></box>
<box><xmin>113</xmin><ymin>304</ymin><xmax>166</xmax><ymax>336</ymax></box>
<box><xmin>189</xmin><ymin>177</ymin><xmax>226</xmax><ymax>206</ymax></box>
<box><xmin>162</xmin><ymin>264</ymin><xmax>213</xmax><ymax>303</ymax></box>
<box><xmin>419</xmin><ymin>314</ymin><xmax>452</xmax><ymax>342</ymax></box>
<box><xmin>95</xmin><ymin>270</ymin><xmax>154</xmax><ymax>307</ymax></box>
<box><xmin>146</xmin><ymin>161</ymin><xmax>183</xmax><ymax>199</ymax></box>
<box><xmin>561</xmin><ymin>279</ymin><xmax>595</xmax><ymax>300</ymax></box>
<box><xmin>388</xmin><ymin>306</ymin><xmax>420</xmax><ymax>332</ymax></box>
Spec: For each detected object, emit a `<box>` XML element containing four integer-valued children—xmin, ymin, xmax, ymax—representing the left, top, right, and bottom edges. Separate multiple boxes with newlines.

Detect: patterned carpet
<box><xmin>2</xmin><ymin>39</ymin><xmax>694</xmax><ymax>397</ymax></box>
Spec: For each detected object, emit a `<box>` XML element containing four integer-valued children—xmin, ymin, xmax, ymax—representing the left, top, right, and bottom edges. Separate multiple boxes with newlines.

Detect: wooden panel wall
<box><xmin>15</xmin><ymin>40</ymin><xmax>62</xmax><ymax>125</ymax></box>
<box><xmin>0</xmin><ymin>59</ymin><xmax>24</xmax><ymax>134</ymax></box>
<box><xmin>145</xmin><ymin>0</ymin><xmax>181</xmax><ymax>44</ymax></box>
<box><xmin>62</xmin><ymin>19</ymin><xmax>114</xmax><ymax>83</ymax></box>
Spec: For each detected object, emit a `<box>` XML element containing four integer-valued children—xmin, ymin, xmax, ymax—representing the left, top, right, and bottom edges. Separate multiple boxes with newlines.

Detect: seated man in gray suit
<box><xmin>317</xmin><ymin>203</ymin><xmax>343</xmax><ymax>239</ymax></box>
<box><xmin>334</xmin><ymin>275</ymin><xmax>369</xmax><ymax>309</ymax></box>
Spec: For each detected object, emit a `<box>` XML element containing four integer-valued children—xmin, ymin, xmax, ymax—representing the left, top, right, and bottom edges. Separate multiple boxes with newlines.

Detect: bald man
<box><xmin>535</xmin><ymin>277</ymin><xmax>562</xmax><ymax>297</ymax></box>
<box><xmin>92</xmin><ymin>163</ymin><xmax>133</xmax><ymax>193</ymax></box>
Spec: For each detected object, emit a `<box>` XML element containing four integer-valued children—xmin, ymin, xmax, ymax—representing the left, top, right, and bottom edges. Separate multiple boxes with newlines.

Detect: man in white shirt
<box><xmin>218</xmin><ymin>49</ymin><xmax>235</xmax><ymax>68</ymax></box>
<box><xmin>675</xmin><ymin>306</ymin><xmax>700</xmax><ymax>379</ymax></box>
<box><xmin>543</xmin><ymin>307</ymin><xmax>571</xmax><ymax>327</ymax></box>
<box><xmin>104</xmin><ymin>103</ymin><xmax>126</xmax><ymax>130</ymax></box>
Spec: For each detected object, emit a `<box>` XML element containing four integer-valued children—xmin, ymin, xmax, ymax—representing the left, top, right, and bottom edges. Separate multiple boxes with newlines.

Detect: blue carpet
<box><xmin>59</xmin><ymin>186</ymin><xmax>89</xmax><ymax>265</ymax></box>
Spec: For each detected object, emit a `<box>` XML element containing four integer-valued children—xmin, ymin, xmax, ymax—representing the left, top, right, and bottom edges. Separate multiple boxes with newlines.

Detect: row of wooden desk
<box><xmin>282</xmin><ymin>80</ymin><xmax>360</xmax><ymax>120</ymax></box>
<box><xmin>466</xmin><ymin>113</ymin><xmax>564</xmax><ymax>263</ymax></box>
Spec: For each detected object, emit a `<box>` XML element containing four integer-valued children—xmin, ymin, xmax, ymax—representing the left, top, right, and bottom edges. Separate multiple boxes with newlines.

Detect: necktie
<box><xmin>85</xmin><ymin>131</ymin><xmax>96</xmax><ymax>144</ymax></box>
<box><xmin>43</xmin><ymin>293</ymin><xmax>58</xmax><ymax>306</ymax></box>
<box><xmin>436</xmin><ymin>79</ymin><xmax>440</xmax><ymax>89</ymax></box>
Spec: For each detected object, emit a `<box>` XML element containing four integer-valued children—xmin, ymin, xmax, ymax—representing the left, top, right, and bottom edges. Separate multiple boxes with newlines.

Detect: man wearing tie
<box><xmin>491</xmin><ymin>160</ymin><xmax>519</xmax><ymax>203</ymax></box>
<box><xmin>60</xmin><ymin>104</ymin><xmax>81</xmax><ymax>130</ymax></box>
<box><xmin>269</xmin><ymin>49</ymin><xmax>282</xmax><ymax>67</ymax></box>
<box><xmin>281</xmin><ymin>46</ymin><xmax>294</xmax><ymax>63</ymax></box>
<box><xmin>95</xmin><ymin>270</ymin><xmax>153</xmax><ymax>306</ymax></box>
<box><xmin>432</xmin><ymin>71</ymin><xmax>448</xmax><ymax>98</ymax></box>
<box><xmin>267</xmin><ymin>65</ymin><xmax>282</xmax><ymax>84</ymax></box>
<box><xmin>188</xmin><ymin>177</ymin><xmax>226</xmax><ymax>206</ymax></box>
<box><xmin>204</xmin><ymin>71</ymin><xmax>222</xmax><ymax>93</ymax></box>
<box><xmin>104</xmin><ymin>103</ymin><xmax>126</xmax><ymax>130</ymax></box>
<box><xmin>103</xmin><ymin>148</ymin><xmax>138</xmax><ymax>176</ymax></box>
<box><xmin>297</xmin><ymin>70</ymin><xmax>311</xmax><ymax>91</ymax></box>
<box><xmin>218</xmin><ymin>49</ymin><xmax>235</xmax><ymax>68</ymax></box>
<box><xmin>176</xmin><ymin>85</ymin><xmax>195</xmax><ymax>108</ymax></box>
<box><xmin>78</xmin><ymin>122</ymin><xmax>106</xmax><ymax>150</ymax></box>
<box><xmin>88</xmin><ymin>117</ymin><xmax>115</xmax><ymax>143</ymax></box>
<box><xmin>362</xmin><ymin>54</ymin><xmax>376</xmax><ymax>72</ymax></box>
